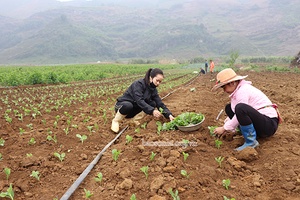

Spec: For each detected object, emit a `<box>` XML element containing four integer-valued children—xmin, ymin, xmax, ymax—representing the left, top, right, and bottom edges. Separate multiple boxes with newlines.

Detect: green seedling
<box><xmin>130</xmin><ymin>194</ymin><xmax>136</xmax><ymax>200</ymax></box>
<box><xmin>47</xmin><ymin>135</ymin><xmax>57</xmax><ymax>143</ymax></box>
<box><xmin>215</xmin><ymin>156</ymin><xmax>225</xmax><ymax>168</ymax></box>
<box><xmin>0</xmin><ymin>138</ymin><xmax>5</xmax><ymax>146</ymax></box>
<box><xmin>26</xmin><ymin>123</ymin><xmax>33</xmax><ymax>130</ymax></box>
<box><xmin>112</xmin><ymin>149</ymin><xmax>121</xmax><ymax>161</ymax></box>
<box><xmin>182</xmin><ymin>152</ymin><xmax>189</xmax><ymax>162</ymax></box>
<box><xmin>94</xmin><ymin>172</ymin><xmax>103</xmax><ymax>183</ymax></box>
<box><xmin>222</xmin><ymin>179</ymin><xmax>231</xmax><ymax>190</ymax></box>
<box><xmin>223</xmin><ymin>196</ymin><xmax>236</xmax><ymax>200</ymax></box>
<box><xmin>169</xmin><ymin>188</ymin><xmax>180</xmax><ymax>200</ymax></box>
<box><xmin>150</xmin><ymin>152</ymin><xmax>156</xmax><ymax>161</ymax></box>
<box><xmin>72</xmin><ymin>124</ymin><xmax>79</xmax><ymax>129</ymax></box>
<box><xmin>76</xmin><ymin>134</ymin><xmax>87</xmax><ymax>144</ymax></box>
<box><xmin>54</xmin><ymin>152</ymin><xmax>65</xmax><ymax>162</ymax></box>
<box><xmin>4</xmin><ymin>115</ymin><xmax>12</xmax><ymax>123</ymax></box>
<box><xmin>84</xmin><ymin>188</ymin><xmax>93</xmax><ymax>199</ymax></box>
<box><xmin>19</xmin><ymin>128</ymin><xmax>25</xmax><ymax>135</ymax></box>
<box><xmin>4</xmin><ymin>167</ymin><xmax>11</xmax><ymax>180</ymax></box>
<box><xmin>140</xmin><ymin>166</ymin><xmax>149</xmax><ymax>179</ymax></box>
<box><xmin>215</xmin><ymin>139</ymin><xmax>223</xmax><ymax>149</ymax></box>
<box><xmin>180</xmin><ymin>169</ymin><xmax>191</xmax><ymax>179</ymax></box>
<box><xmin>87</xmin><ymin>126</ymin><xmax>94</xmax><ymax>134</ymax></box>
<box><xmin>141</xmin><ymin>122</ymin><xmax>147</xmax><ymax>129</ymax></box>
<box><xmin>125</xmin><ymin>135</ymin><xmax>133</xmax><ymax>144</ymax></box>
<box><xmin>53</xmin><ymin>121</ymin><xmax>58</xmax><ymax>128</ymax></box>
<box><xmin>63</xmin><ymin>127</ymin><xmax>69</xmax><ymax>135</ymax></box>
<box><xmin>159</xmin><ymin>107</ymin><xmax>166</xmax><ymax>114</ymax></box>
<box><xmin>28</xmin><ymin>138</ymin><xmax>36</xmax><ymax>145</ymax></box>
<box><xmin>0</xmin><ymin>153</ymin><xmax>2</xmax><ymax>161</ymax></box>
<box><xmin>208</xmin><ymin>126</ymin><xmax>218</xmax><ymax>136</ymax></box>
<box><xmin>30</xmin><ymin>171</ymin><xmax>40</xmax><ymax>181</ymax></box>
<box><xmin>26</xmin><ymin>153</ymin><xmax>33</xmax><ymax>157</ymax></box>
<box><xmin>102</xmin><ymin>109</ymin><xmax>107</xmax><ymax>124</ymax></box>
<box><xmin>134</xmin><ymin>127</ymin><xmax>141</xmax><ymax>133</ymax></box>
<box><xmin>156</xmin><ymin>121</ymin><xmax>162</xmax><ymax>135</ymax></box>
<box><xmin>182</xmin><ymin>139</ymin><xmax>189</xmax><ymax>148</ymax></box>
<box><xmin>0</xmin><ymin>183</ymin><xmax>14</xmax><ymax>200</ymax></box>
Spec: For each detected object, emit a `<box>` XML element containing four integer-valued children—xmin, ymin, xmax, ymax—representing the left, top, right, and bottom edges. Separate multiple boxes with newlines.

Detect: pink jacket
<box><xmin>224</xmin><ymin>80</ymin><xmax>278</xmax><ymax>131</ymax></box>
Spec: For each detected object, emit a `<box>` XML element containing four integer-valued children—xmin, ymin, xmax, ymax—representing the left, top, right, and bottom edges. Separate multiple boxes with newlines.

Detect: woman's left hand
<box><xmin>169</xmin><ymin>115</ymin><xmax>175</xmax><ymax>121</ymax></box>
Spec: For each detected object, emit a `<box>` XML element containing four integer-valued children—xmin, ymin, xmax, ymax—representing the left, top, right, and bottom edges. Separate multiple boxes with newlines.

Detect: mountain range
<box><xmin>0</xmin><ymin>0</ymin><xmax>299</xmax><ymax>64</ymax></box>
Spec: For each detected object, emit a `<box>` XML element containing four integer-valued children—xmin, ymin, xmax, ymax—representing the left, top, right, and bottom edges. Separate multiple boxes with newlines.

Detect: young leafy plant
<box><xmin>134</xmin><ymin>127</ymin><xmax>141</xmax><ymax>134</ymax></box>
<box><xmin>4</xmin><ymin>167</ymin><xmax>11</xmax><ymax>180</ymax></box>
<box><xmin>130</xmin><ymin>194</ymin><xmax>137</xmax><ymax>200</ymax></box>
<box><xmin>83</xmin><ymin>188</ymin><xmax>93</xmax><ymax>199</ymax></box>
<box><xmin>0</xmin><ymin>138</ymin><xmax>5</xmax><ymax>146</ymax></box>
<box><xmin>141</xmin><ymin>122</ymin><xmax>147</xmax><ymax>129</ymax></box>
<box><xmin>76</xmin><ymin>134</ymin><xmax>87</xmax><ymax>144</ymax></box>
<box><xmin>215</xmin><ymin>139</ymin><xmax>223</xmax><ymax>149</ymax></box>
<box><xmin>30</xmin><ymin>171</ymin><xmax>40</xmax><ymax>181</ymax></box>
<box><xmin>182</xmin><ymin>139</ymin><xmax>189</xmax><ymax>148</ymax></box>
<box><xmin>222</xmin><ymin>179</ymin><xmax>231</xmax><ymax>190</ymax></box>
<box><xmin>140</xmin><ymin>166</ymin><xmax>149</xmax><ymax>179</ymax></box>
<box><xmin>180</xmin><ymin>169</ymin><xmax>191</xmax><ymax>179</ymax></box>
<box><xmin>182</xmin><ymin>152</ymin><xmax>189</xmax><ymax>162</ymax></box>
<box><xmin>28</xmin><ymin>137</ymin><xmax>36</xmax><ymax>145</ymax></box>
<box><xmin>150</xmin><ymin>152</ymin><xmax>156</xmax><ymax>161</ymax></box>
<box><xmin>0</xmin><ymin>183</ymin><xmax>14</xmax><ymax>200</ymax></box>
<box><xmin>156</xmin><ymin>121</ymin><xmax>162</xmax><ymax>135</ymax></box>
<box><xmin>112</xmin><ymin>149</ymin><xmax>121</xmax><ymax>161</ymax></box>
<box><xmin>54</xmin><ymin>152</ymin><xmax>65</xmax><ymax>162</ymax></box>
<box><xmin>125</xmin><ymin>135</ymin><xmax>133</xmax><ymax>144</ymax></box>
<box><xmin>223</xmin><ymin>196</ymin><xmax>236</xmax><ymax>200</ymax></box>
<box><xmin>0</xmin><ymin>153</ymin><xmax>2</xmax><ymax>161</ymax></box>
<box><xmin>215</xmin><ymin>156</ymin><xmax>225</xmax><ymax>168</ymax></box>
<box><xmin>169</xmin><ymin>188</ymin><xmax>180</xmax><ymax>200</ymax></box>
<box><xmin>46</xmin><ymin>135</ymin><xmax>57</xmax><ymax>143</ymax></box>
<box><xmin>94</xmin><ymin>172</ymin><xmax>103</xmax><ymax>183</ymax></box>
<box><xmin>208</xmin><ymin>126</ymin><xmax>218</xmax><ymax>136</ymax></box>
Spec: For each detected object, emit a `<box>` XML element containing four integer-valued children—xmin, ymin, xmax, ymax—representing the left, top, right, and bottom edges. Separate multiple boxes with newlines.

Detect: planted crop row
<box><xmin>0</xmin><ymin>64</ymin><xmax>181</xmax><ymax>86</ymax></box>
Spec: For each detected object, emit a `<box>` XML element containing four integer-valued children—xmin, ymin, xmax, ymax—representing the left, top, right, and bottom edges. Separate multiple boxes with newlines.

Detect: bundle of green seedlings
<box><xmin>162</xmin><ymin>112</ymin><xmax>205</xmax><ymax>131</ymax></box>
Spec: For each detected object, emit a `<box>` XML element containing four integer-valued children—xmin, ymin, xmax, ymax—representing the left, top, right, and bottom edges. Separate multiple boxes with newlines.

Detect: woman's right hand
<box><xmin>153</xmin><ymin>110</ymin><xmax>162</xmax><ymax>118</ymax></box>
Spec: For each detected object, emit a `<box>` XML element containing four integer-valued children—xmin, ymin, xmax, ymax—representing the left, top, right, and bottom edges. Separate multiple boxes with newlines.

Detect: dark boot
<box><xmin>235</xmin><ymin>124</ymin><xmax>259</xmax><ymax>151</ymax></box>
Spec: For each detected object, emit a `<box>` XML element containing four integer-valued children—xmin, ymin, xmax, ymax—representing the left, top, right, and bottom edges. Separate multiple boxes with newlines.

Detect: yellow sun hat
<box><xmin>212</xmin><ymin>68</ymin><xmax>248</xmax><ymax>91</ymax></box>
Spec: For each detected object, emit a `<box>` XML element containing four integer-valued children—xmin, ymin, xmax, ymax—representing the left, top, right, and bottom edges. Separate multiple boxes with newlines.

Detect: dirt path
<box><xmin>0</xmin><ymin>71</ymin><xmax>299</xmax><ymax>200</ymax></box>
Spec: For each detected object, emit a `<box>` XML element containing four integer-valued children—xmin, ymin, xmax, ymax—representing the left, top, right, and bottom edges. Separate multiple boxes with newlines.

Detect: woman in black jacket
<box><xmin>111</xmin><ymin>68</ymin><xmax>175</xmax><ymax>133</ymax></box>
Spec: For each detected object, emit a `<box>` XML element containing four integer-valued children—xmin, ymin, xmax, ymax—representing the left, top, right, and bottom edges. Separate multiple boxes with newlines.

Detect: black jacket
<box><xmin>117</xmin><ymin>78</ymin><xmax>172</xmax><ymax>118</ymax></box>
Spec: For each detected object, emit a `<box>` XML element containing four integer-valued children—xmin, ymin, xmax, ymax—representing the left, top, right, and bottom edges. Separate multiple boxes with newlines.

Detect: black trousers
<box><xmin>225</xmin><ymin>103</ymin><xmax>279</xmax><ymax>138</ymax></box>
<box><xmin>115</xmin><ymin>101</ymin><xmax>156</xmax><ymax>119</ymax></box>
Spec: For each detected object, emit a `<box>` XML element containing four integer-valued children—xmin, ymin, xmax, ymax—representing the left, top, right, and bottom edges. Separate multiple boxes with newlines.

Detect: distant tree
<box><xmin>228</xmin><ymin>50</ymin><xmax>239</xmax><ymax>67</ymax></box>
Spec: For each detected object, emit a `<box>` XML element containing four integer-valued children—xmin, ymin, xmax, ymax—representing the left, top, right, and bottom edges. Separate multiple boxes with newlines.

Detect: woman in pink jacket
<box><xmin>212</xmin><ymin>68</ymin><xmax>281</xmax><ymax>151</ymax></box>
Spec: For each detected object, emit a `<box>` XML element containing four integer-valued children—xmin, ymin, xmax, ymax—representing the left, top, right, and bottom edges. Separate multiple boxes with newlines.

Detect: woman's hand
<box><xmin>169</xmin><ymin>115</ymin><xmax>175</xmax><ymax>121</ymax></box>
<box><xmin>214</xmin><ymin>126</ymin><xmax>225</xmax><ymax>137</ymax></box>
<box><xmin>153</xmin><ymin>110</ymin><xmax>162</xmax><ymax>118</ymax></box>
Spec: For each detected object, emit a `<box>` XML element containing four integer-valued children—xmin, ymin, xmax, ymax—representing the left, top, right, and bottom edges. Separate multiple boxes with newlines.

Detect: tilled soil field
<box><xmin>0</xmin><ymin>70</ymin><xmax>299</xmax><ymax>200</ymax></box>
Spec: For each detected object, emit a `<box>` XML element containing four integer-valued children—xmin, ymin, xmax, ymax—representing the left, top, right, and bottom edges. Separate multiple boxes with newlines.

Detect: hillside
<box><xmin>0</xmin><ymin>0</ymin><xmax>299</xmax><ymax>64</ymax></box>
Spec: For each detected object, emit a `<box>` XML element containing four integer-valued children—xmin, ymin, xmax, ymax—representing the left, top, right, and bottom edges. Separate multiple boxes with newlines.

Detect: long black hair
<box><xmin>144</xmin><ymin>68</ymin><xmax>164</xmax><ymax>85</ymax></box>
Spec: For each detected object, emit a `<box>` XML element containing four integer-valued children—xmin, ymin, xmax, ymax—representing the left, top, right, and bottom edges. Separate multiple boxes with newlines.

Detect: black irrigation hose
<box><xmin>59</xmin><ymin>72</ymin><xmax>198</xmax><ymax>199</ymax></box>
<box><xmin>60</xmin><ymin>125</ymin><xmax>128</xmax><ymax>200</ymax></box>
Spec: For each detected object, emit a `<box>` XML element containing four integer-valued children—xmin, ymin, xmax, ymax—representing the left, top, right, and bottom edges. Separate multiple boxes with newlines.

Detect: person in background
<box><xmin>199</xmin><ymin>68</ymin><xmax>206</xmax><ymax>75</ymax></box>
<box><xmin>111</xmin><ymin>68</ymin><xmax>175</xmax><ymax>133</ymax></box>
<box><xmin>205</xmin><ymin>60</ymin><xmax>208</xmax><ymax>74</ymax></box>
<box><xmin>209</xmin><ymin>59</ymin><xmax>215</xmax><ymax>74</ymax></box>
<box><xmin>212</xmin><ymin>68</ymin><xmax>281</xmax><ymax>151</ymax></box>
